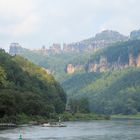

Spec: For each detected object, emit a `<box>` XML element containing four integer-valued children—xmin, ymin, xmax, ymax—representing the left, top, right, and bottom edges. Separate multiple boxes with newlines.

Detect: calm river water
<box><xmin>0</xmin><ymin>120</ymin><xmax>140</xmax><ymax>140</ymax></box>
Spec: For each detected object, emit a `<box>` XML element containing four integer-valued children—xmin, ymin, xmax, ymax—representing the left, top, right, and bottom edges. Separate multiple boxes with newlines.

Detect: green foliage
<box><xmin>62</xmin><ymin>72</ymin><xmax>102</xmax><ymax>98</ymax></box>
<box><xmin>68</xmin><ymin>98</ymin><xmax>90</xmax><ymax>114</ymax></box>
<box><xmin>61</xmin><ymin>40</ymin><xmax>140</xmax><ymax>115</ymax></box>
<box><xmin>111</xmin><ymin>113</ymin><xmax>140</xmax><ymax>119</ymax></box>
<box><xmin>59</xmin><ymin>113</ymin><xmax>110</xmax><ymax>121</ymax></box>
<box><xmin>0</xmin><ymin>49</ymin><xmax>66</xmax><ymax>120</ymax></box>
<box><xmin>20</xmin><ymin>49</ymin><xmax>91</xmax><ymax>81</ymax></box>
<box><xmin>12</xmin><ymin>40</ymin><xmax>140</xmax><ymax>116</ymax></box>
<box><xmin>62</xmin><ymin>68</ymin><xmax>140</xmax><ymax>115</ymax></box>
<box><xmin>91</xmin><ymin>40</ymin><xmax>140</xmax><ymax>63</ymax></box>
<box><xmin>0</xmin><ymin>66</ymin><xmax>6</xmax><ymax>87</ymax></box>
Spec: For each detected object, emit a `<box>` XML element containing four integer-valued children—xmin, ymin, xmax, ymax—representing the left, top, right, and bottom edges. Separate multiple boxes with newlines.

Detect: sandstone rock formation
<box><xmin>130</xmin><ymin>29</ymin><xmax>140</xmax><ymax>40</ymax></box>
<box><xmin>87</xmin><ymin>63</ymin><xmax>98</xmax><ymax>72</ymax></box>
<box><xmin>9</xmin><ymin>43</ymin><xmax>22</xmax><ymax>56</ymax></box>
<box><xmin>129</xmin><ymin>53</ymin><xmax>136</xmax><ymax>67</ymax></box>
<box><xmin>137</xmin><ymin>54</ymin><xmax>140</xmax><ymax>67</ymax></box>
<box><xmin>99</xmin><ymin>56</ymin><xmax>108</xmax><ymax>72</ymax></box>
<box><xmin>66</xmin><ymin>64</ymin><xmax>75</xmax><ymax>74</ymax></box>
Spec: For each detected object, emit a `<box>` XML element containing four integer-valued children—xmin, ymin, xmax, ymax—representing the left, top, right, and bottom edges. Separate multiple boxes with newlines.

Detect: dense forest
<box><xmin>62</xmin><ymin>68</ymin><xmax>140</xmax><ymax>115</ymax></box>
<box><xmin>0</xmin><ymin>49</ymin><xmax>66</xmax><ymax>120</ymax></box>
<box><xmin>62</xmin><ymin>40</ymin><xmax>140</xmax><ymax>115</ymax></box>
<box><xmin>10</xmin><ymin>39</ymin><xmax>140</xmax><ymax>115</ymax></box>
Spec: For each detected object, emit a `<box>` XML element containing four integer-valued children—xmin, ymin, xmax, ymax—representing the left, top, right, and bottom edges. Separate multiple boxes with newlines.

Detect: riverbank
<box><xmin>111</xmin><ymin>114</ymin><xmax>140</xmax><ymax>120</ymax></box>
<box><xmin>59</xmin><ymin>113</ymin><xmax>110</xmax><ymax>121</ymax></box>
<box><xmin>0</xmin><ymin>113</ymin><xmax>110</xmax><ymax>125</ymax></box>
<box><xmin>2</xmin><ymin>113</ymin><xmax>140</xmax><ymax>125</ymax></box>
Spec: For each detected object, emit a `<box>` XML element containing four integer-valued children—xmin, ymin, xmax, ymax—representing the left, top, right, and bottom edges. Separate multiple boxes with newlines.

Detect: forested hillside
<box><xmin>20</xmin><ymin>49</ymin><xmax>91</xmax><ymax>81</ymax></box>
<box><xmin>0</xmin><ymin>49</ymin><xmax>66</xmax><ymax>119</ymax></box>
<box><xmin>7</xmin><ymin>33</ymin><xmax>140</xmax><ymax>116</ymax></box>
<box><xmin>10</xmin><ymin>30</ymin><xmax>129</xmax><ymax>81</ymax></box>
<box><xmin>90</xmin><ymin>40</ymin><xmax>140</xmax><ymax>64</ymax></box>
<box><xmin>62</xmin><ymin>68</ymin><xmax>140</xmax><ymax>115</ymax></box>
<box><xmin>62</xmin><ymin>40</ymin><xmax>140</xmax><ymax>115</ymax></box>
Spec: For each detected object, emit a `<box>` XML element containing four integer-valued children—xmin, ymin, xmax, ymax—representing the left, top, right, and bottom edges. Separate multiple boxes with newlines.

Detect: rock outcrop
<box><xmin>130</xmin><ymin>29</ymin><xmax>140</xmax><ymax>40</ymax></box>
<box><xmin>63</xmin><ymin>30</ymin><xmax>128</xmax><ymax>53</ymax></box>
<box><xmin>137</xmin><ymin>54</ymin><xmax>140</xmax><ymax>67</ymax></box>
<box><xmin>129</xmin><ymin>53</ymin><xmax>136</xmax><ymax>67</ymax></box>
<box><xmin>9</xmin><ymin>43</ymin><xmax>22</xmax><ymax>56</ymax></box>
<box><xmin>66</xmin><ymin>64</ymin><xmax>75</xmax><ymax>74</ymax></box>
<box><xmin>67</xmin><ymin>52</ymin><xmax>140</xmax><ymax>74</ymax></box>
<box><xmin>87</xmin><ymin>63</ymin><xmax>98</xmax><ymax>72</ymax></box>
<box><xmin>99</xmin><ymin>56</ymin><xmax>108</xmax><ymax>72</ymax></box>
<box><xmin>35</xmin><ymin>30</ymin><xmax>129</xmax><ymax>55</ymax></box>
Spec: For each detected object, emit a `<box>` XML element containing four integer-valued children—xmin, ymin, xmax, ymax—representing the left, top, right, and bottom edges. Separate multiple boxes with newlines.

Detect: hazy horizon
<box><xmin>0</xmin><ymin>0</ymin><xmax>140</xmax><ymax>51</ymax></box>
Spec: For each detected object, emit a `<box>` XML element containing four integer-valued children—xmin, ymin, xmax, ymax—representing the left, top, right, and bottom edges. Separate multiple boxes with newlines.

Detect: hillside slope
<box><xmin>62</xmin><ymin>40</ymin><xmax>140</xmax><ymax>115</ymax></box>
<box><xmin>20</xmin><ymin>49</ymin><xmax>91</xmax><ymax>81</ymax></box>
<box><xmin>0</xmin><ymin>49</ymin><xmax>66</xmax><ymax>119</ymax></box>
<box><xmin>62</xmin><ymin>68</ymin><xmax>140</xmax><ymax>115</ymax></box>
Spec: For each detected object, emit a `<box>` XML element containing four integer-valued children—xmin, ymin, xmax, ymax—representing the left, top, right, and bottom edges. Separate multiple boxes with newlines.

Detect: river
<box><xmin>0</xmin><ymin>120</ymin><xmax>140</xmax><ymax>140</ymax></box>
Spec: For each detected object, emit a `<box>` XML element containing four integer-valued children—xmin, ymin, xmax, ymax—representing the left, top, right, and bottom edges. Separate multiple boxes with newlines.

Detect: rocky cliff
<box><xmin>63</xmin><ymin>30</ymin><xmax>128</xmax><ymax>53</ymax></box>
<box><xmin>9</xmin><ymin>43</ymin><xmax>22</xmax><ymax>56</ymax></box>
<box><xmin>130</xmin><ymin>29</ymin><xmax>140</xmax><ymax>40</ymax></box>
<box><xmin>66</xmin><ymin>64</ymin><xmax>75</xmax><ymax>74</ymax></box>
<box><xmin>66</xmin><ymin>52</ymin><xmax>140</xmax><ymax>74</ymax></box>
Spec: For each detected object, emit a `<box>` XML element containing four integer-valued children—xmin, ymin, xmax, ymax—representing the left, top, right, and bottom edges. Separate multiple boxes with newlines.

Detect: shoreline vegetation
<box><xmin>0</xmin><ymin>113</ymin><xmax>110</xmax><ymax>125</ymax></box>
<box><xmin>111</xmin><ymin>114</ymin><xmax>140</xmax><ymax>120</ymax></box>
<box><xmin>1</xmin><ymin>113</ymin><xmax>140</xmax><ymax>129</ymax></box>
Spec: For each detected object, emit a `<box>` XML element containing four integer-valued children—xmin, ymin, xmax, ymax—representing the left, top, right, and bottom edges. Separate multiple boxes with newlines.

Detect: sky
<box><xmin>0</xmin><ymin>0</ymin><xmax>140</xmax><ymax>51</ymax></box>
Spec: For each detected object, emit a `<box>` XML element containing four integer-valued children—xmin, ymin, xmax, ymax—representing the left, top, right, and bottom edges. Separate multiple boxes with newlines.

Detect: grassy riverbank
<box><xmin>2</xmin><ymin>113</ymin><xmax>140</xmax><ymax>125</ymax></box>
<box><xmin>0</xmin><ymin>113</ymin><xmax>110</xmax><ymax>125</ymax></box>
<box><xmin>111</xmin><ymin>114</ymin><xmax>140</xmax><ymax>120</ymax></box>
<box><xmin>0</xmin><ymin>114</ymin><xmax>48</xmax><ymax>125</ymax></box>
<box><xmin>59</xmin><ymin>113</ymin><xmax>110</xmax><ymax>121</ymax></box>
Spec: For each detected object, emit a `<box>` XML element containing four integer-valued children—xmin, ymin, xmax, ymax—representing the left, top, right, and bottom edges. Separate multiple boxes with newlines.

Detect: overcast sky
<box><xmin>0</xmin><ymin>0</ymin><xmax>140</xmax><ymax>51</ymax></box>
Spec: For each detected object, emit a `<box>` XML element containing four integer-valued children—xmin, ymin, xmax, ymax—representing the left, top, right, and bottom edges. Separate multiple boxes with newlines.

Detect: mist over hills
<box><xmin>8</xmin><ymin>29</ymin><xmax>140</xmax><ymax>115</ymax></box>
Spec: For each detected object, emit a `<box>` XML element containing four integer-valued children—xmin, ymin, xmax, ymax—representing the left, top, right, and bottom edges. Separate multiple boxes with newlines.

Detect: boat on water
<box><xmin>42</xmin><ymin>122</ymin><xmax>66</xmax><ymax>127</ymax></box>
<box><xmin>42</xmin><ymin>117</ymin><xmax>66</xmax><ymax>127</ymax></box>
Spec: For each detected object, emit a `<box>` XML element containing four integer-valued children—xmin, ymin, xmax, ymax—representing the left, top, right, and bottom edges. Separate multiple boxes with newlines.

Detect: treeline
<box><xmin>62</xmin><ymin>68</ymin><xmax>140</xmax><ymax>115</ymax></box>
<box><xmin>68</xmin><ymin>98</ymin><xmax>90</xmax><ymax>114</ymax></box>
<box><xmin>62</xmin><ymin>40</ymin><xmax>140</xmax><ymax>115</ymax></box>
<box><xmin>0</xmin><ymin>49</ymin><xmax>66</xmax><ymax>120</ymax></box>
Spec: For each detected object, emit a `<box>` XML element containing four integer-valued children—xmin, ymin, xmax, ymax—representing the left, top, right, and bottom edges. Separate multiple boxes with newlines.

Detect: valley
<box><xmin>7</xmin><ymin>29</ymin><xmax>140</xmax><ymax>115</ymax></box>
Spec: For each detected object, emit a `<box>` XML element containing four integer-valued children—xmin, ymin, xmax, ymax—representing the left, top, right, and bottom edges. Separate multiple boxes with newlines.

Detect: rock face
<box><xmin>129</xmin><ymin>53</ymin><xmax>136</xmax><ymax>67</ymax></box>
<box><xmin>99</xmin><ymin>56</ymin><xmax>108</xmax><ymax>72</ymax></box>
<box><xmin>137</xmin><ymin>54</ymin><xmax>140</xmax><ymax>67</ymax></box>
<box><xmin>9</xmin><ymin>43</ymin><xmax>22</xmax><ymax>56</ymax></box>
<box><xmin>14</xmin><ymin>29</ymin><xmax>139</xmax><ymax>56</ymax></box>
<box><xmin>87</xmin><ymin>63</ymin><xmax>98</xmax><ymax>72</ymax></box>
<box><xmin>49</xmin><ymin>44</ymin><xmax>61</xmax><ymax>54</ymax></box>
<box><xmin>34</xmin><ymin>30</ymin><xmax>128</xmax><ymax>55</ymax></box>
<box><xmin>130</xmin><ymin>29</ymin><xmax>140</xmax><ymax>40</ymax></box>
<box><xmin>66</xmin><ymin>64</ymin><xmax>75</xmax><ymax>74</ymax></box>
<box><xmin>63</xmin><ymin>30</ymin><xmax>128</xmax><ymax>53</ymax></box>
<box><xmin>67</xmin><ymin>52</ymin><xmax>140</xmax><ymax>74</ymax></box>
<box><xmin>63</xmin><ymin>30</ymin><xmax>128</xmax><ymax>52</ymax></box>
<box><xmin>66</xmin><ymin>64</ymin><xmax>86</xmax><ymax>74</ymax></box>
<box><xmin>36</xmin><ymin>44</ymin><xmax>62</xmax><ymax>55</ymax></box>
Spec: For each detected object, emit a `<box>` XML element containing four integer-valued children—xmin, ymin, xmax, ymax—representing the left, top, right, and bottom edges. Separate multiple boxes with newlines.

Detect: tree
<box><xmin>0</xmin><ymin>66</ymin><xmax>6</xmax><ymax>87</ymax></box>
